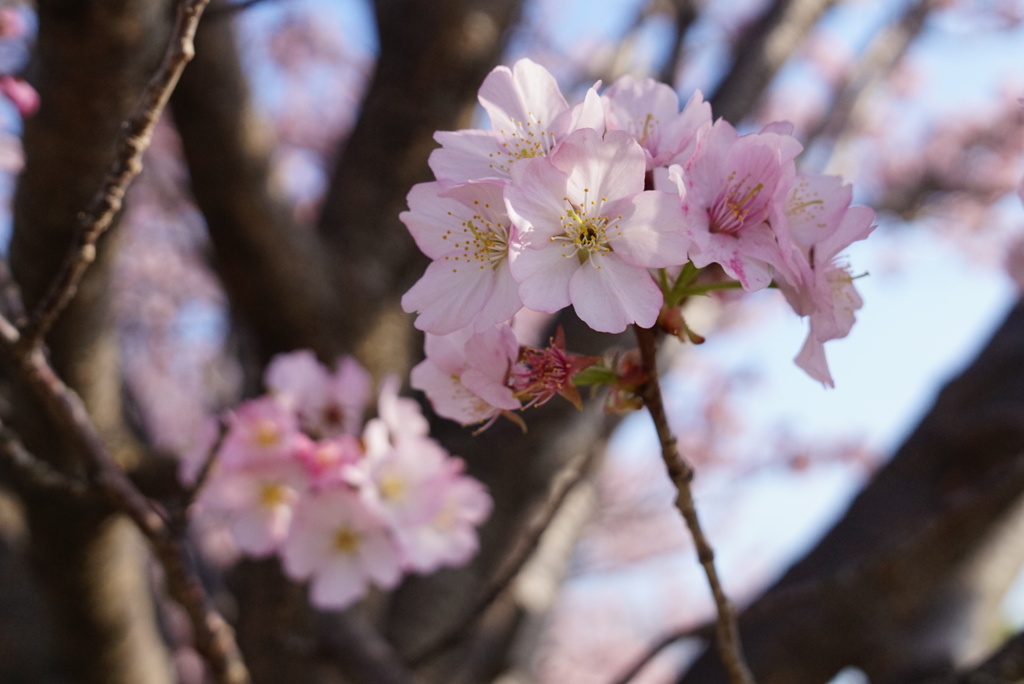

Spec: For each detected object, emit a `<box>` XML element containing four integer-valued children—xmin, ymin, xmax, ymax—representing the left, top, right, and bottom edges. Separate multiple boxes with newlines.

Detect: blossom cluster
<box><xmin>402</xmin><ymin>59</ymin><xmax>875</xmax><ymax>426</ymax></box>
<box><xmin>185</xmin><ymin>351</ymin><xmax>492</xmax><ymax>610</ymax></box>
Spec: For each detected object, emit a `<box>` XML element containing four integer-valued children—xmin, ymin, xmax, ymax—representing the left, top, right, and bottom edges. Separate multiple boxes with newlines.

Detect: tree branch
<box><xmin>635</xmin><ymin>324</ymin><xmax>753</xmax><ymax>684</ymax></box>
<box><xmin>0</xmin><ymin>420</ymin><xmax>89</xmax><ymax>500</ymax></box>
<box><xmin>947</xmin><ymin>627</ymin><xmax>1024</xmax><ymax>684</ymax></box>
<box><xmin>406</xmin><ymin>444</ymin><xmax>600</xmax><ymax>666</ymax></box>
<box><xmin>679</xmin><ymin>298</ymin><xmax>1024</xmax><ymax>683</ymax></box>
<box><xmin>710</xmin><ymin>0</ymin><xmax>836</xmax><ymax>125</ymax></box>
<box><xmin>17</xmin><ymin>0</ymin><xmax>212</xmax><ymax>353</ymax></box>
<box><xmin>0</xmin><ymin>316</ymin><xmax>251</xmax><ymax>684</ymax></box>
<box><xmin>170</xmin><ymin>1</ymin><xmax>344</xmax><ymax>363</ymax></box>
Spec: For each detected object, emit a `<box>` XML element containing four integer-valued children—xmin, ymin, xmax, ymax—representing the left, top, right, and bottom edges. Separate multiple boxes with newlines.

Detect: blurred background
<box><xmin>0</xmin><ymin>0</ymin><xmax>1023</xmax><ymax>683</ymax></box>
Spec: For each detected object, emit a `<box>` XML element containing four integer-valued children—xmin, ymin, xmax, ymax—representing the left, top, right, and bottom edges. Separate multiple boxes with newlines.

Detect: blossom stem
<box><xmin>634</xmin><ymin>324</ymin><xmax>755</xmax><ymax>684</ymax></box>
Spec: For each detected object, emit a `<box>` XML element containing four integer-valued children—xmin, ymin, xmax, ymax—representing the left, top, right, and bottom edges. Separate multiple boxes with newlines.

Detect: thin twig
<box><xmin>406</xmin><ymin>445</ymin><xmax>600</xmax><ymax>666</ymax></box>
<box><xmin>0</xmin><ymin>420</ymin><xmax>90</xmax><ymax>500</ymax></box>
<box><xmin>0</xmin><ymin>257</ymin><xmax>26</xmax><ymax>327</ymax></box>
<box><xmin>16</xmin><ymin>0</ymin><xmax>212</xmax><ymax>353</ymax></box>
<box><xmin>0</xmin><ymin>316</ymin><xmax>250</xmax><ymax>684</ymax></box>
<box><xmin>634</xmin><ymin>324</ymin><xmax>754</xmax><ymax>684</ymax></box>
<box><xmin>171</xmin><ymin>417</ymin><xmax>229</xmax><ymax>533</ymax></box>
<box><xmin>610</xmin><ymin>619</ymin><xmax>715</xmax><ymax>684</ymax></box>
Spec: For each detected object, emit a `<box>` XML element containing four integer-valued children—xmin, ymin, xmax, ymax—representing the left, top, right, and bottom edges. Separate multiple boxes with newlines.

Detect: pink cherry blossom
<box><xmin>774</xmin><ymin>172</ymin><xmax>876</xmax><ymax>386</ymax></box>
<box><xmin>400</xmin><ymin>180</ymin><xmax>522</xmax><ymax>333</ymax></box>
<box><xmin>506</xmin><ymin>128</ymin><xmax>688</xmax><ymax>333</ymax></box>
<box><xmin>217</xmin><ymin>395</ymin><xmax>302</xmax><ymax>468</ymax></box>
<box><xmin>297</xmin><ymin>434</ymin><xmax>363</xmax><ymax>488</ymax></box>
<box><xmin>264</xmin><ymin>350</ymin><xmax>371</xmax><ymax>438</ymax></box>
<box><xmin>429</xmin><ymin>58</ymin><xmax>604</xmax><ymax>183</ymax></box>
<box><xmin>374</xmin><ymin>375</ymin><xmax>430</xmax><ymax>445</ymax></box>
<box><xmin>0</xmin><ymin>75</ymin><xmax>38</xmax><ymax>117</ymax></box>
<box><xmin>604</xmin><ymin>76</ymin><xmax>711</xmax><ymax>171</ymax></box>
<box><xmin>197</xmin><ymin>459</ymin><xmax>309</xmax><ymax>557</ymax></box>
<box><xmin>357</xmin><ymin>432</ymin><xmax>450</xmax><ymax>528</ymax></box>
<box><xmin>391</xmin><ymin>459</ymin><xmax>493</xmax><ymax>573</ymax></box>
<box><xmin>282</xmin><ymin>489</ymin><xmax>402</xmax><ymax>610</ymax></box>
<box><xmin>409</xmin><ymin>325</ymin><xmax>520</xmax><ymax>426</ymax></box>
<box><xmin>671</xmin><ymin>119</ymin><xmax>802</xmax><ymax>291</ymax></box>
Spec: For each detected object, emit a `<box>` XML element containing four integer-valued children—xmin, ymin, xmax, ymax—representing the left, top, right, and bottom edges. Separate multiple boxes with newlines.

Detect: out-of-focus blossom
<box><xmin>265</xmin><ymin>350</ymin><xmax>371</xmax><ymax>438</ymax></box>
<box><xmin>282</xmin><ymin>489</ymin><xmax>402</xmax><ymax>609</ymax></box>
<box><xmin>0</xmin><ymin>76</ymin><xmax>38</xmax><ymax>117</ymax></box>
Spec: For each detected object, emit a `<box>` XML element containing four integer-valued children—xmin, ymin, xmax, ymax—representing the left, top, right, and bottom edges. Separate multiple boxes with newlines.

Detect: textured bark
<box><xmin>679</xmin><ymin>298</ymin><xmax>1024</xmax><ymax>683</ymax></box>
<box><xmin>3</xmin><ymin>0</ymin><xmax>177</xmax><ymax>682</ymax></box>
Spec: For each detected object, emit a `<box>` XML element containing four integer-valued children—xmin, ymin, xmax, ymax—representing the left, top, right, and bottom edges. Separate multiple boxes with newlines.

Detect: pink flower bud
<box><xmin>0</xmin><ymin>76</ymin><xmax>38</xmax><ymax>117</ymax></box>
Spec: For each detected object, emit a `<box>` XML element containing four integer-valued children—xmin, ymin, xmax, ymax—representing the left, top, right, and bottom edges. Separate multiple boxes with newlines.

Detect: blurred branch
<box><xmin>0</xmin><ymin>315</ymin><xmax>251</xmax><ymax>684</ymax></box>
<box><xmin>710</xmin><ymin>0</ymin><xmax>837</xmax><ymax>124</ymax></box>
<box><xmin>407</xmin><ymin>443</ymin><xmax>600</xmax><ymax>666</ymax></box>
<box><xmin>635</xmin><ymin>325</ymin><xmax>753</xmax><ymax>684</ymax></box>
<box><xmin>317</xmin><ymin>0</ymin><xmax>523</xmax><ymax>367</ymax></box>
<box><xmin>171</xmin><ymin>1</ymin><xmax>344</xmax><ymax>362</ymax></box>
<box><xmin>680</xmin><ymin>298</ymin><xmax>1024</xmax><ymax>683</ymax></box>
<box><xmin>611</xmin><ymin>619</ymin><xmax>716</xmax><ymax>684</ymax></box>
<box><xmin>16</xmin><ymin>0</ymin><xmax>211</xmax><ymax>353</ymax></box>
<box><xmin>802</xmin><ymin>0</ymin><xmax>931</xmax><ymax>171</ymax></box>
<box><xmin>319</xmin><ymin>609</ymin><xmax>424</xmax><ymax>684</ymax></box>
<box><xmin>658</xmin><ymin>0</ymin><xmax>699</xmax><ymax>85</ymax></box>
<box><xmin>0</xmin><ymin>420</ymin><xmax>89</xmax><ymax>500</ymax></box>
<box><xmin>0</xmin><ymin>258</ymin><xmax>25</xmax><ymax>327</ymax></box>
<box><xmin>946</xmin><ymin>627</ymin><xmax>1024</xmax><ymax>683</ymax></box>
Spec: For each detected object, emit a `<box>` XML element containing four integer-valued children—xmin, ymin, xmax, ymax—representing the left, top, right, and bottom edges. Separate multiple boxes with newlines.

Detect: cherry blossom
<box><xmin>671</xmin><ymin>119</ymin><xmax>802</xmax><ymax>290</ymax></box>
<box><xmin>282</xmin><ymin>489</ymin><xmax>402</xmax><ymax>609</ymax></box>
<box><xmin>391</xmin><ymin>459</ymin><xmax>493</xmax><ymax>573</ymax></box>
<box><xmin>429</xmin><ymin>58</ymin><xmax>604</xmax><ymax>183</ymax></box>
<box><xmin>197</xmin><ymin>458</ymin><xmax>309</xmax><ymax>557</ymax></box>
<box><xmin>187</xmin><ymin>349</ymin><xmax>494</xmax><ymax>610</ymax></box>
<box><xmin>506</xmin><ymin>128</ymin><xmax>688</xmax><ymax>333</ymax></box>
<box><xmin>217</xmin><ymin>395</ymin><xmax>302</xmax><ymax>467</ymax></box>
<box><xmin>603</xmin><ymin>76</ymin><xmax>711</xmax><ymax>171</ymax></box>
<box><xmin>774</xmin><ymin>172</ymin><xmax>876</xmax><ymax>385</ymax></box>
<box><xmin>400</xmin><ymin>180</ymin><xmax>522</xmax><ymax>333</ymax></box>
<box><xmin>410</xmin><ymin>324</ymin><xmax>520</xmax><ymax>426</ymax></box>
<box><xmin>264</xmin><ymin>349</ymin><xmax>371</xmax><ymax>438</ymax></box>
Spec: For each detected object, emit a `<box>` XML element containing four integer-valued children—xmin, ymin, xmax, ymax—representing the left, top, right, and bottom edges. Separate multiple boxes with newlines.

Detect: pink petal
<box><xmin>402</xmin><ymin>258</ymin><xmax>497</xmax><ymax>334</ymax></box>
<box><xmin>568</xmin><ymin>256</ymin><xmax>663</xmax><ymax>333</ymax></box>
<box><xmin>309</xmin><ymin>556</ymin><xmax>366</xmax><ymax>609</ymax></box>
<box><xmin>429</xmin><ymin>130</ymin><xmax>506</xmax><ymax>182</ymax></box>
<box><xmin>508</xmin><ymin>239</ymin><xmax>576</xmax><ymax>313</ymax></box>
<box><xmin>553</xmin><ymin>129</ymin><xmax>645</xmax><ymax>203</ymax></box>
<box><xmin>608</xmin><ymin>191</ymin><xmax>689</xmax><ymax>268</ymax></box>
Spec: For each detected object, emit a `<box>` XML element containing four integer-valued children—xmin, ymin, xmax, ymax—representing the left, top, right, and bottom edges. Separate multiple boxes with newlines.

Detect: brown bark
<box><xmin>3</xmin><ymin>0</ymin><xmax>178</xmax><ymax>682</ymax></box>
